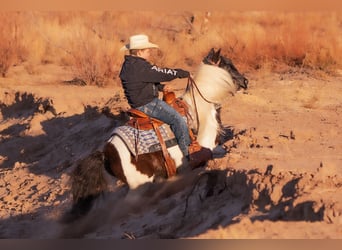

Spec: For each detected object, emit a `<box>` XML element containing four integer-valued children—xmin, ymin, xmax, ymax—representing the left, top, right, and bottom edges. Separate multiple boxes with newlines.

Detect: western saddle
<box><xmin>126</xmin><ymin>91</ymin><xmax>212</xmax><ymax>178</ymax></box>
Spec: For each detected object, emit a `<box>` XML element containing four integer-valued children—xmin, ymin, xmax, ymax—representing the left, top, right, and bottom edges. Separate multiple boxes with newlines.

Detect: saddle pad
<box><xmin>108</xmin><ymin>124</ymin><xmax>177</xmax><ymax>156</ymax></box>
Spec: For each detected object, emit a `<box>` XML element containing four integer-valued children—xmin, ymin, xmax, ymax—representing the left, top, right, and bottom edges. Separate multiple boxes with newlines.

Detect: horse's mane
<box><xmin>193</xmin><ymin>63</ymin><xmax>236</xmax><ymax>103</ymax></box>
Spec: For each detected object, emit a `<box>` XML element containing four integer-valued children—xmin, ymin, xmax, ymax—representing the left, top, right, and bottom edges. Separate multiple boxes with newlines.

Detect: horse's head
<box><xmin>203</xmin><ymin>48</ymin><xmax>248</xmax><ymax>90</ymax></box>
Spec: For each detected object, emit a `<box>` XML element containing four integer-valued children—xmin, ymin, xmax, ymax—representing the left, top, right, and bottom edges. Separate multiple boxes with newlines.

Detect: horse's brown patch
<box><xmin>104</xmin><ymin>142</ymin><xmax>168</xmax><ymax>184</ymax></box>
<box><xmin>103</xmin><ymin>142</ymin><xmax>127</xmax><ymax>184</ymax></box>
<box><xmin>131</xmin><ymin>151</ymin><xmax>168</xmax><ymax>181</ymax></box>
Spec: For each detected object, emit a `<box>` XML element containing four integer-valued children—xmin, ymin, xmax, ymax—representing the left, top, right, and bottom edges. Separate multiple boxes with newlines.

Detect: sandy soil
<box><xmin>0</xmin><ymin>63</ymin><xmax>341</xmax><ymax>239</ymax></box>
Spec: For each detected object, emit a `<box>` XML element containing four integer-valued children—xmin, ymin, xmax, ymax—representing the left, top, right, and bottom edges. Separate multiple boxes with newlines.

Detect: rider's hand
<box><xmin>176</xmin><ymin>69</ymin><xmax>190</xmax><ymax>78</ymax></box>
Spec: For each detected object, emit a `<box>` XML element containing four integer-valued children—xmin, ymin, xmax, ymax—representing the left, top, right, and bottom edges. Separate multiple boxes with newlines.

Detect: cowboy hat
<box><xmin>120</xmin><ymin>34</ymin><xmax>159</xmax><ymax>51</ymax></box>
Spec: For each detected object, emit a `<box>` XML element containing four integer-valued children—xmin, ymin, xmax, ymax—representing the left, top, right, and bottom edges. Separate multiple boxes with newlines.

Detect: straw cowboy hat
<box><xmin>120</xmin><ymin>34</ymin><xmax>159</xmax><ymax>51</ymax></box>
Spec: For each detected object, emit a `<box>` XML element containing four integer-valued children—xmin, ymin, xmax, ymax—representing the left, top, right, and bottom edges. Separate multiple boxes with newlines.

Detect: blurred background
<box><xmin>1</xmin><ymin>11</ymin><xmax>341</xmax><ymax>86</ymax></box>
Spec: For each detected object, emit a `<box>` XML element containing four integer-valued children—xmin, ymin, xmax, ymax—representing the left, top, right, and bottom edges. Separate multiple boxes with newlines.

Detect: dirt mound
<box><xmin>57</xmin><ymin>163</ymin><xmax>341</xmax><ymax>239</ymax></box>
<box><xmin>0</xmin><ymin>88</ymin><xmax>123</xmax><ymax>238</ymax></box>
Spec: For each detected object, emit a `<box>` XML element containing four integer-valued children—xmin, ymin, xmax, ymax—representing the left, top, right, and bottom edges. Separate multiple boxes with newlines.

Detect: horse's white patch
<box><xmin>167</xmin><ymin>145</ymin><xmax>184</xmax><ymax>167</ymax></box>
<box><xmin>194</xmin><ymin>64</ymin><xmax>236</xmax><ymax>102</ymax></box>
<box><xmin>181</xmin><ymin>64</ymin><xmax>237</xmax><ymax>150</ymax></box>
<box><xmin>196</xmin><ymin>104</ymin><xmax>219</xmax><ymax>150</ymax></box>
<box><xmin>111</xmin><ymin>136</ymin><xmax>153</xmax><ymax>189</ymax></box>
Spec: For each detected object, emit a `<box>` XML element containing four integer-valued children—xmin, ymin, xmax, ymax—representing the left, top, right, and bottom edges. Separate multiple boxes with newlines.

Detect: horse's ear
<box><xmin>212</xmin><ymin>48</ymin><xmax>221</xmax><ymax>64</ymax></box>
<box><xmin>204</xmin><ymin>48</ymin><xmax>220</xmax><ymax>65</ymax></box>
<box><xmin>208</xmin><ymin>48</ymin><xmax>215</xmax><ymax>58</ymax></box>
<box><xmin>217</xmin><ymin>48</ymin><xmax>221</xmax><ymax>56</ymax></box>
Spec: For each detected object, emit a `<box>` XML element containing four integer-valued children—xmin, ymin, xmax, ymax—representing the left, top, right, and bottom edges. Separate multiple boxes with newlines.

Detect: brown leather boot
<box><xmin>188</xmin><ymin>142</ymin><xmax>212</xmax><ymax>169</ymax></box>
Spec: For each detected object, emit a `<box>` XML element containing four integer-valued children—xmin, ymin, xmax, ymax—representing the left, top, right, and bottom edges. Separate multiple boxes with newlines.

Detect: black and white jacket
<box><xmin>119</xmin><ymin>55</ymin><xmax>189</xmax><ymax>108</ymax></box>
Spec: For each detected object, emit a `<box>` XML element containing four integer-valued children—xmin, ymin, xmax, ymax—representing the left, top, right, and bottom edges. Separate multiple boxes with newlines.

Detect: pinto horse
<box><xmin>67</xmin><ymin>48</ymin><xmax>248</xmax><ymax>220</ymax></box>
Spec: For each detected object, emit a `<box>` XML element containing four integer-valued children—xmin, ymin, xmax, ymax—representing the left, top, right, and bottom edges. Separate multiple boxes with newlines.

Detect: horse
<box><xmin>66</xmin><ymin>48</ymin><xmax>248</xmax><ymax>221</ymax></box>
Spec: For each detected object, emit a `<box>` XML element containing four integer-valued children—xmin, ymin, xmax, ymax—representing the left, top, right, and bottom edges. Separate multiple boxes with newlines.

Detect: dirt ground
<box><xmin>0</xmin><ymin>63</ymin><xmax>341</xmax><ymax>239</ymax></box>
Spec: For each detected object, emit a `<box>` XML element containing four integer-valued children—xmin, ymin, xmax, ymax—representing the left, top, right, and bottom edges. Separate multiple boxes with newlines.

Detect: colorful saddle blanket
<box><xmin>108</xmin><ymin>124</ymin><xmax>178</xmax><ymax>156</ymax></box>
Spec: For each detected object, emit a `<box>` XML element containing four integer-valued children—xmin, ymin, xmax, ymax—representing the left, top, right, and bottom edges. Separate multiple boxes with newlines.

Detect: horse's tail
<box><xmin>61</xmin><ymin>150</ymin><xmax>108</xmax><ymax>223</ymax></box>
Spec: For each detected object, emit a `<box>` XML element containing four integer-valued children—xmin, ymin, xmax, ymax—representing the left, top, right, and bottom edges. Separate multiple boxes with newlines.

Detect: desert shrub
<box><xmin>0</xmin><ymin>39</ymin><xmax>15</xmax><ymax>77</ymax></box>
<box><xmin>68</xmin><ymin>38</ymin><xmax>119</xmax><ymax>87</ymax></box>
<box><xmin>1</xmin><ymin>11</ymin><xmax>342</xmax><ymax>81</ymax></box>
<box><xmin>65</xmin><ymin>15</ymin><xmax>121</xmax><ymax>86</ymax></box>
<box><xmin>0</xmin><ymin>12</ymin><xmax>24</xmax><ymax>77</ymax></box>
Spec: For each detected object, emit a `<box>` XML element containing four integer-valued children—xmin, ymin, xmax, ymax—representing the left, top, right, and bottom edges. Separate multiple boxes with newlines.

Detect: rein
<box><xmin>187</xmin><ymin>76</ymin><xmax>220</xmax><ymax>134</ymax></box>
<box><xmin>187</xmin><ymin>76</ymin><xmax>220</xmax><ymax>105</ymax></box>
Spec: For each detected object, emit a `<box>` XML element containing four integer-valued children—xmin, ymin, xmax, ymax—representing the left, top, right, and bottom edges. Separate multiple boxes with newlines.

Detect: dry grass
<box><xmin>0</xmin><ymin>12</ymin><xmax>27</xmax><ymax>77</ymax></box>
<box><xmin>1</xmin><ymin>11</ymin><xmax>341</xmax><ymax>85</ymax></box>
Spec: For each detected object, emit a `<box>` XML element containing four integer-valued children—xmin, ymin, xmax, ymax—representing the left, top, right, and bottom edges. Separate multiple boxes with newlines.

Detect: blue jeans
<box><xmin>136</xmin><ymin>98</ymin><xmax>191</xmax><ymax>157</ymax></box>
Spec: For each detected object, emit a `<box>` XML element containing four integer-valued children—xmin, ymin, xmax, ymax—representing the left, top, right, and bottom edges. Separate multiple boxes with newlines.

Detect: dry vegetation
<box><xmin>0</xmin><ymin>11</ymin><xmax>341</xmax><ymax>85</ymax></box>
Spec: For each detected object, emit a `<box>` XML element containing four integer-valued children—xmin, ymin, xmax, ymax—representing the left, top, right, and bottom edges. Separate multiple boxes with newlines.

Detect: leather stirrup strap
<box><xmin>131</xmin><ymin>118</ymin><xmax>140</xmax><ymax>161</ymax></box>
<box><xmin>151</xmin><ymin>121</ymin><xmax>176</xmax><ymax>178</ymax></box>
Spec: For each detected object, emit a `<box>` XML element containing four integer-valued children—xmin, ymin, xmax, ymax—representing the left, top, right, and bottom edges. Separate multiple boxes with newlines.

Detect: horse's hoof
<box><xmin>212</xmin><ymin>145</ymin><xmax>227</xmax><ymax>158</ymax></box>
